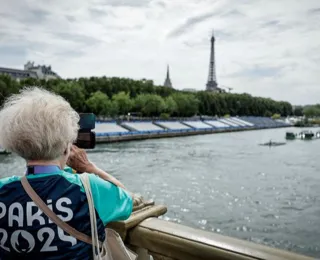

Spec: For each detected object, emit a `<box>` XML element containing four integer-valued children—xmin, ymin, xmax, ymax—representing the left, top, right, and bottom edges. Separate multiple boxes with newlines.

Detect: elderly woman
<box><xmin>0</xmin><ymin>87</ymin><xmax>133</xmax><ymax>259</ymax></box>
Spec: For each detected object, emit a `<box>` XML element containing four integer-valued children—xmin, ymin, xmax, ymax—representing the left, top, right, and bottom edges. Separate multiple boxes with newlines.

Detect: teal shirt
<box><xmin>63</xmin><ymin>167</ymin><xmax>133</xmax><ymax>225</ymax></box>
<box><xmin>88</xmin><ymin>173</ymin><xmax>133</xmax><ymax>225</ymax></box>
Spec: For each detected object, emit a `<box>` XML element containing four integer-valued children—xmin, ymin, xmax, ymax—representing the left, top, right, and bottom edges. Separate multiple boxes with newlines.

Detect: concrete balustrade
<box><xmin>127</xmin><ymin>218</ymin><xmax>313</xmax><ymax>260</ymax></box>
<box><xmin>107</xmin><ymin>203</ymin><xmax>312</xmax><ymax>260</ymax></box>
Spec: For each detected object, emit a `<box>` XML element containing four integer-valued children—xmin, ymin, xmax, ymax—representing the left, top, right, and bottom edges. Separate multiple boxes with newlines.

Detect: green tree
<box><xmin>303</xmin><ymin>106</ymin><xmax>320</xmax><ymax>117</ymax></box>
<box><xmin>0</xmin><ymin>75</ymin><xmax>20</xmax><ymax>105</ymax></box>
<box><xmin>86</xmin><ymin>91</ymin><xmax>112</xmax><ymax>116</ymax></box>
<box><xmin>264</xmin><ymin>111</ymin><xmax>272</xmax><ymax>117</ymax></box>
<box><xmin>109</xmin><ymin>101</ymin><xmax>119</xmax><ymax>117</ymax></box>
<box><xmin>112</xmin><ymin>91</ymin><xmax>132</xmax><ymax>115</ymax></box>
<box><xmin>0</xmin><ymin>73</ymin><xmax>295</xmax><ymax>118</ymax></box>
<box><xmin>164</xmin><ymin>96</ymin><xmax>177</xmax><ymax>115</ymax></box>
<box><xmin>133</xmin><ymin>94</ymin><xmax>165</xmax><ymax>116</ymax></box>
<box><xmin>53</xmin><ymin>81</ymin><xmax>86</xmax><ymax>111</ymax></box>
<box><xmin>272</xmin><ymin>113</ymin><xmax>281</xmax><ymax>119</ymax></box>
<box><xmin>293</xmin><ymin>106</ymin><xmax>303</xmax><ymax>117</ymax></box>
<box><xmin>172</xmin><ymin>93</ymin><xmax>199</xmax><ymax>117</ymax></box>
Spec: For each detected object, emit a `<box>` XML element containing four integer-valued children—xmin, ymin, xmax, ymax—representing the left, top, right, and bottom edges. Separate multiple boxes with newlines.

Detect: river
<box><xmin>1</xmin><ymin>127</ymin><xmax>319</xmax><ymax>257</ymax></box>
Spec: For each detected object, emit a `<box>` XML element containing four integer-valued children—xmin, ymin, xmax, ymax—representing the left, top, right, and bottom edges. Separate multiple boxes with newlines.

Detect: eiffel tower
<box><xmin>206</xmin><ymin>31</ymin><xmax>222</xmax><ymax>92</ymax></box>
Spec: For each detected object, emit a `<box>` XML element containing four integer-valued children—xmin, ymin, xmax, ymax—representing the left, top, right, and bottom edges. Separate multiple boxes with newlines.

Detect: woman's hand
<box><xmin>67</xmin><ymin>145</ymin><xmax>127</xmax><ymax>190</ymax></box>
<box><xmin>67</xmin><ymin>145</ymin><xmax>95</xmax><ymax>173</ymax></box>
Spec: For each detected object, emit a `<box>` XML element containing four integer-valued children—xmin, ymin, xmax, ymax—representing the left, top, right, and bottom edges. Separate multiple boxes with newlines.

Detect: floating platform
<box><xmin>95</xmin><ymin>117</ymin><xmax>291</xmax><ymax>144</ymax></box>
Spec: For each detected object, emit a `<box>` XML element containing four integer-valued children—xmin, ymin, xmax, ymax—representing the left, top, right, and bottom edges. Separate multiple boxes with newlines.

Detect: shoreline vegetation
<box><xmin>0</xmin><ymin>75</ymin><xmax>293</xmax><ymax>118</ymax></box>
<box><xmin>294</xmin><ymin>118</ymin><xmax>320</xmax><ymax>127</ymax></box>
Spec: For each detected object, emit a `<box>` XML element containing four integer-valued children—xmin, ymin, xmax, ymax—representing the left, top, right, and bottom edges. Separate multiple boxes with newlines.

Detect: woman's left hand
<box><xmin>67</xmin><ymin>145</ymin><xmax>95</xmax><ymax>173</ymax></box>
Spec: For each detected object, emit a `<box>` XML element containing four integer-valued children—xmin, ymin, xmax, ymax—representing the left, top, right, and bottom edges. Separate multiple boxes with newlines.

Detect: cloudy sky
<box><xmin>0</xmin><ymin>0</ymin><xmax>319</xmax><ymax>105</ymax></box>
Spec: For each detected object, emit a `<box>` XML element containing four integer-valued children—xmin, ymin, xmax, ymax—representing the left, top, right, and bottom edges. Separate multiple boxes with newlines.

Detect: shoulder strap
<box><xmin>80</xmin><ymin>173</ymin><xmax>104</xmax><ymax>256</ymax></box>
<box><xmin>21</xmin><ymin>176</ymin><xmax>93</xmax><ymax>245</ymax></box>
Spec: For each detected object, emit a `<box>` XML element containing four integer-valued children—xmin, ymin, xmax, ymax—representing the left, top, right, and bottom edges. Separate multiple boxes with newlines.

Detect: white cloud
<box><xmin>0</xmin><ymin>0</ymin><xmax>319</xmax><ymax>104</ymax></box>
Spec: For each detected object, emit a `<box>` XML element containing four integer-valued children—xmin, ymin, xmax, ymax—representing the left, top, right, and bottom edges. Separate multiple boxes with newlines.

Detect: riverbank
<box><xmin>95</xmin><ymin>116</ymin><xmax>291</xmax><ymax>143</ymax></box>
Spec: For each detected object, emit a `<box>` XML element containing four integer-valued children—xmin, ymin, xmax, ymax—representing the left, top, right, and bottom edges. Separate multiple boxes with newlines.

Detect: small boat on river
<box><xmin>0</xmin><ymin>147</ymin><xmax>10</xmax><ymax>155</ymax></box>
<box><xmin>286</xmin><ymin>130</ymin><xmax>320</xmax><ymax>140</ymax></box>
<box><xmin>286</xmin><ymin>132</ymin><xmax>296</xmax><ymax>140</ymax></box>
<box><xmin>298</xmin><ymin>130</ymin><xmax>314</xmax><ymax>140</ymax></box>
<box><xmin>259</xmin><ymin>140</ymin><xmax>286</xmax><ymax>146</ymax></box>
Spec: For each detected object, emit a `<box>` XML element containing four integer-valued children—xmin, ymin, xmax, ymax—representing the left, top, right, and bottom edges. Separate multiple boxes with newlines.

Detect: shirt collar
<box><xmin>26</xmin><ymin>165</ymin><xmax>61</xmax><ymax>175</ymax></box>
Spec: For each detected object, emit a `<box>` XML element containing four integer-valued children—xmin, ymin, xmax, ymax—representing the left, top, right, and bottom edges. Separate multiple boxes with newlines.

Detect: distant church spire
<box><xmin>163</xmin><ymin>65</ymin><xmax>173</xmax><ymax>88</ymax></box>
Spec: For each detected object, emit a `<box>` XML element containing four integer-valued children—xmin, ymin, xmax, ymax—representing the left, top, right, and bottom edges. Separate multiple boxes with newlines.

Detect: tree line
<box><xmin>293</xmin><ymin>105</ymin><xmax>320</xmax><ymax>118</ymax></box>
<box><xmin>0</xmin><ymin>74</ymin><xmax>293</xmax><ymax>118</ymax></box>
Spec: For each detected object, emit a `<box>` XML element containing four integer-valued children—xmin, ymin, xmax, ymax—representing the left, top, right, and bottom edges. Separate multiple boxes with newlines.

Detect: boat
<box><xmin>0</xmin><ymin>148</ymin><xmax>10</xmax><ymax>155</ymax></box>
<box><xmin>259</xmin><ymin>141</ymin><xmax>286</xmax><ymax>146</ymax></box>
<box><xmin>286</xmin><ymin>130</ymin><xmax>320</xmax><ymax>141</ymax></box>
<box><xmin>298</xmin><ymin>130</ymin><xmax>314</xmax><ymax>140</ymax></box>
<box><xmin>286</xmin><ymin>132</ymin><xmax>296</xmax><ymax>140</ymax></box>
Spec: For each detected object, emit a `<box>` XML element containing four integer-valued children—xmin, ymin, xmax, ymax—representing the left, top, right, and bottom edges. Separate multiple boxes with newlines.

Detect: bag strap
<box><xmin>80</xmin><ymin>174</ymin><xmax>105</xmax><ymax>257</ymax></box>
<box><xmin>21</xmin><ymin>176</ymin><xmax>94</xmax><ymax>245</ymax></box>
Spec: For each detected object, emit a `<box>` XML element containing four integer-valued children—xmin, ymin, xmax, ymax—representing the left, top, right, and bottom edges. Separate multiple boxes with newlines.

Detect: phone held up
<box><xmin>75</xmin><ymin>113</ymin><xmax>96</xmax><ymax>149</ymax></box>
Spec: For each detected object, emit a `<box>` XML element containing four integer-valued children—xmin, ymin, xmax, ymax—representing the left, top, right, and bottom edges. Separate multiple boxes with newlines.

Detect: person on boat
<box><xmin>0</xmin><ymin>87</ymin><xmax>133</xmax><ymax>259</ymax></box>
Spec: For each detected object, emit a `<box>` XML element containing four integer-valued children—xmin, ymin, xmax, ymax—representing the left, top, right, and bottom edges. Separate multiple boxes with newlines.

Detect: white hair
<box><xmin>0</xmin><ymin>87</ymin><xmax>80</xmax><ymax>160</ymax></box>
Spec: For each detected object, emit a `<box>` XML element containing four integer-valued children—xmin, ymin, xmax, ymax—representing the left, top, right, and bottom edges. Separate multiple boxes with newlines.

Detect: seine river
<box><xmin>1</xmin><ymin>127</ymin><xmax>319</xmax><ymax>257</ymax></box>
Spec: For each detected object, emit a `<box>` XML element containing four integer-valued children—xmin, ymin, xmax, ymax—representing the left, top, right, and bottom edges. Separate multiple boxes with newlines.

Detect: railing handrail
<box><xmin>127</xmin><ymin>218</ymin><xmax>313</xmax><ymax>260</ymax></box>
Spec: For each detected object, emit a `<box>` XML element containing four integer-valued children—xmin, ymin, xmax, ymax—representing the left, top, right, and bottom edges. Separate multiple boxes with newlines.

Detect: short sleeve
<box><xmin>63</xmin><ymin>166</ymin><xmax>76</xmax><ymax>174</ymax></box>
<box><xmin>88</xmin><ymin>174</ymin><xmax>133</xmax><ymax>225</ymax></box>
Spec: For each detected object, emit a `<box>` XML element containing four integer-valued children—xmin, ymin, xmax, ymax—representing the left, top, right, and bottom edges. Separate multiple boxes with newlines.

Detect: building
<box><xmin>182</xmin><ymin>88</ymin><xmax>197</xmax><ymax>93</ymax></box>
<box><xmin>206</xmin><ymin>31</ymin><xmax>224</xmax><ymax>93</ymax></box>
<box><xmin>0</xmin><ymin>61</ymin><xmax>60</xmax><ymax>81</ymax></box>
<box><xmin>163</xmin><ymin>65</ymin><xmax>173</xmax><ymax>88</ymax></box>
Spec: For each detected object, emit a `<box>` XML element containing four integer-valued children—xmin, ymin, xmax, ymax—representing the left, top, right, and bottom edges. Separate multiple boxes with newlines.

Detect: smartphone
<box><xmin>75</xmin><ymin>113</ymin><xmax>96</xmax><ymax>149</ymax></box>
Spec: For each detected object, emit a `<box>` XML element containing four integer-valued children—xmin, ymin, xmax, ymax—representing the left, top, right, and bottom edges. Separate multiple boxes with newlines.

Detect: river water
<box><xmin>1</xmin><ymin>127</ymin><xmax>319</xmax><ymax>257</ymax></box>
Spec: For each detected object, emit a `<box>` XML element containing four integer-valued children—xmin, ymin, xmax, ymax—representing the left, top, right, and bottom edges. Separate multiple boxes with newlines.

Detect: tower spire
<box><xmin>163</xmin><ymin>64</ymin><xmax>173</xmax><ymax>88</ymax></box>
<box><xmin>206</xmin><ymin>30</ymin><xmax>220</xmax><ymax>92</ymax></box>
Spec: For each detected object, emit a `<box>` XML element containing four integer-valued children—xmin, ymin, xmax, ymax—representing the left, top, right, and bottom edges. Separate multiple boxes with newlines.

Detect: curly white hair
<box><xmin>0</xmin><ymin>87</ymin><xmax>79</xmax><ymax>160</ymax></box>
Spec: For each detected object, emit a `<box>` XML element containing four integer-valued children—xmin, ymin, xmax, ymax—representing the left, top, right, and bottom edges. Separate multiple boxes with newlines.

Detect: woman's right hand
<box><xmin>67</xmin><ymin>145</ymin><xmax>95</xmax><ymax>173</ymax></box>
<box><xmin>67</xmin><ymin>145</ymin><xmax>127</xmax><ymax>190</ymax></box>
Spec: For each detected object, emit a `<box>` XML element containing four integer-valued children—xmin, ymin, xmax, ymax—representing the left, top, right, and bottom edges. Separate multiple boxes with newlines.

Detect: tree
<box><xmin>272</xmin><ymin>113</ymin><xmax>281</xmax><ymax>119</ymax></box>
<box><xmin>164</xmin><ymin>96</ymin><xmax>177</xmax><ymax>116</ymax></box>
<box><xmin>86</xmin><ymin>91</ymin><xmax>112</xmax><ymax>116</ymax></box>
<box><xmin>172</xmin><ymin>93</ymin><xmax>199</xmax><ymax>117</ymax></box>
<box><xmin>303</xmin><ymin>106</ymin><xmax>320</xmax><ymax>117</ymax></box>
<box><xmin>53</xmin><ymin>81</ymin><xmax>86</xmax><ymax>111</ymax></box>
<box><xmin>264</xmin><ymin>111</ymin><xmax>272</xmax><ymax>117</ymax></box>
<box><xmin>133</xmin><ymin>94</ymin><xmax>165</xmax><ymax>116</ymax></box>
<box><xmin>293</xmin><ymin>106</ymin><xmax>303</xmax><ymax>117</ymax></box>
<box><xmin>0</xmin><ymin>75</ymin><xmax>19</xmax><ymax>105</ymax></box>
<box><xmin>112</xmin><ymin>92</ymin><xmax>132</xmax><ymax>115</ymax></box>
<box><xmin>0</xmin><ymin>73</ymin><xmax>295</xmax><ymax>118</ymax></box>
